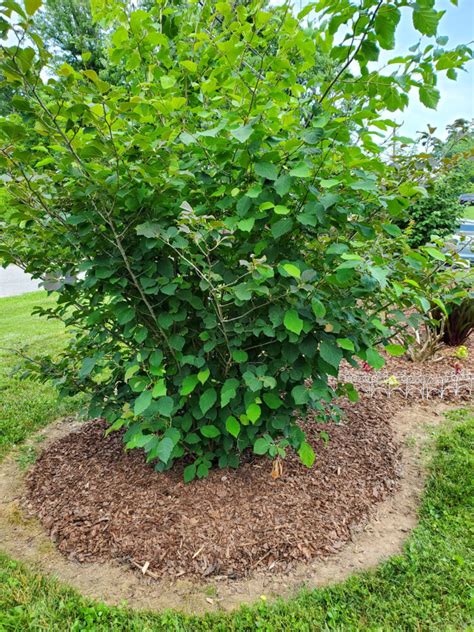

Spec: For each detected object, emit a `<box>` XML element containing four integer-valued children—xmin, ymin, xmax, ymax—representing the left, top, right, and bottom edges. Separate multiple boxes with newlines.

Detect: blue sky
<box><xmin>389</xmin><ymin>0</ymin><xmax>473</xmax><ymax>139</ymax></box>
<box><xmin>287</xmin><ymin>0</ymin><xmax>473</xmax><ymax>139</ymax></box>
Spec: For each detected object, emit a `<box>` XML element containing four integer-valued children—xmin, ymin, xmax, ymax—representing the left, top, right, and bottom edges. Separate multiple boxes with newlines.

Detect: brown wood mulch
<box><xmin>25</xmin><ymin>396</ymin><xmax>402</xmax><ymax>581</ymax></box>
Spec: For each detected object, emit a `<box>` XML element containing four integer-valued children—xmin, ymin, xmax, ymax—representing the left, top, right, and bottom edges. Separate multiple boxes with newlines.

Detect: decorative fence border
<box><xmin>338</xmin><ymin>370</ymin><xmax>473</xmax><ymax>400</ymax></box>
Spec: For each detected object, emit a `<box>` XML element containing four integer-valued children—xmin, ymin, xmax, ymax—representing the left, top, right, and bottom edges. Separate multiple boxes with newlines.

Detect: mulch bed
<box><xmin>25</xmin><ymin>396</ymin><xmax>402</xmax><ymax>581</ymax></box>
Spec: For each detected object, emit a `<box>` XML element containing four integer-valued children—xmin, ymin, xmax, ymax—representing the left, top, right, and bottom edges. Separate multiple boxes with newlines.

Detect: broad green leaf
<box><xmin>156</xmin><ymin>396</ymin><xmax>174</xmax><ymax>417</ymax></box>
<box><xmin>319</xmin><ymin>340</ymin><xmax>343</xmax><ymax>368</ymax></box>
<box><xmin>152</xmin><ymin>379</ymin><xmax>167</xmax><ymax>398</ymax></box>
<box><xmin>337</xmin><ymin>338</ymin><xmax>354</xmax><ymax>351</ymax></box>
<box><xmin>262</xmin><ymin>392</ymin><xmax>282</xmax><ymax>409</ymax></box>
<box><xmin>272</xmin><ymin>218</ymin><xmax>293</xmax><ymax>239</ymax></box>
<box><xmin>311</xmin><ymin>299</ymin><xmax>326</xmax><ymax>318</ymax></box>
<box><xmin>289</xmin><ymin>162</ymin><xmax>311</xmax><ymax>178</ymax></box>
<box><xmin>197</xmin><ymin>368</ymin><xmax>210</xmax><ymax>384</ymax></box>
<box><xmin>413</xmin><ymin>6</ymin><xmax>441</xmax><ymax>36</ymax></box>
<box><xmin>200</xmin><ymin>424</ymin><xmax>220</xmax><ymax>438</ymax></box>
<box><xmin>226</xmin><ymin>415</ymin><xmax>240</xmax><ymax>438</ymax></box>
<box><xmin>374</xmin><ymin>4</ymin><xmax>401</xmax><ymax>49</ymax></box>
<box><xmin>284</xmin><ymin>309</ymin><xmax>303</xmax><ymax>335</ymax></box>
<box><xmin>253</xmin><ymin>437</ymin><xmax>270</xmax><ymax>455</ymax></box>
<box><xmin>155</xmin><ymin>437</ymin><xmax>174</xmax><ymax>463</ymax></box>
<box><xmin>199</xmin><ymin>388</ymin><xmax>217</xmax><ymax>414</ymax></box>
<box><xmin>274</xmin><ymin>175</ymin><xmax>292</xmax><ymax>196</ymax></box>
<box><xmin>255</xmin><ymin>162</ymin><xmax>278</xmax><ymax>180</ymax></box>
<box><xmin>180</xmin><ymin>374</ymin><xmax>199</xmax><ymax>396</ymax></box>
<box><xmin>298</xmin><ymin>441</ymin><xmax>315</xmax><ymax>467</ymax></box>
<box><xmin>79</xmin><ymin>357</ymin><xmax>95</xmax><ymax>379</ymax></box>
<box><xmin>134</xmin><ymin>390</ymin><xmax>152</xmax><ymax>416</ymax></box>
<box><xmin>292</xmin><ymin>384</ymin><xmax>309</xmax><ymax>405</ymax></box>
<box><xmin>282</xmin><ymin>263</ymin><xmax>301</xmax><ymax>278</ymax></box>
<box><xmin>385</xmin><ymin>344</ymin><xmax>405</xmax><ymax>357</ymax></box>
<box><xmin>183</xmin><ymin>463</ymin><xmax>196</xmax><ymax>482</ymax></box>
<box><xmin>231</xmin><ymin>124</ymin><xmax>254</xmax><ymax>143</ymax></box>
<box><xmin>160</xmin><ymin>75</ymin><xmax>176</xmax><ymax>89</ymax></box>
<box><xmin>246</xmin><ymin>403</ymin><xmax>261</xmax><ymax>423</ymax></box>
<box><xmin>232</xmin><ymin>349</ymin><xmax>248</xmax><ymax>363</ymax></box>
<box><xmin>366</xmin><ymin>348</ymin><xmax>385</xmax><ymax>369</ymax></box>
<box><xmin>419</xmin><ymin>86</ymin><xmax>440</xmax><ymax>109</ymax></box>
<box><xmin>25</xmin><ymin>0</ymin><xmax>42</xmax><ymax>15</ymax></box>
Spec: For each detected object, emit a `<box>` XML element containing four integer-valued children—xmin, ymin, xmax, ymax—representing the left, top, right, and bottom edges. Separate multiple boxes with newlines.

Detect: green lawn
<box><xmin>463</xmin><ymin>206</ymin><xmax>474</xmax><ymax>220</ymax></box>
<box><xmin>0</xmin><ymin>292</ymin><xmax>473</xmax><ymax>631</ymax></box>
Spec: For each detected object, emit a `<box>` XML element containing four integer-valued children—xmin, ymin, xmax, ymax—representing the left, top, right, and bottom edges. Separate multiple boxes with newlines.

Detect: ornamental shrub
<box><xmin>0</xmin><ymin>0</ymin><xmax>472</xmax><ymax>480</ymax></box>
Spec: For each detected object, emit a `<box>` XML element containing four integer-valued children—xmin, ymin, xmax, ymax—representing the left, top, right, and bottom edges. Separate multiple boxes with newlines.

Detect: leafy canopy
<box><xmin>0</xmin><ymin>0</ymin><xmax>472</xmax><ymax>479</ymax></box>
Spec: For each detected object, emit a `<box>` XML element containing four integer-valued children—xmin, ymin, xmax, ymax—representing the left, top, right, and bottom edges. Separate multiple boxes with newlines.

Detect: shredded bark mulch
<box><xmin>25</xmin><ymin>396</ymin><xmax>402</xmax><ymax>581</ymax></box>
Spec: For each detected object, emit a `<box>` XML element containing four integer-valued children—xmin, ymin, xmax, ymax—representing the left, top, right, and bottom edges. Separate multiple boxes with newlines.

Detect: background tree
<box><xmin>34</xmin><ymin>0</ymin><xmax>106</xmax><ymax>71</ymax></box>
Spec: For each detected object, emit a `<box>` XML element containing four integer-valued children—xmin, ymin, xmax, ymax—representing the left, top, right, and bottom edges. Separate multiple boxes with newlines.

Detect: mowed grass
<box><xmin>0</xmin><ymin>292</ymin><xmax>80</xmax><ymax>459</ymax></box>
<box><xmin>0</xmin><ymin>292</ymin><xmax>473</xmax><ymax>631</ymax></box>
<box><xmin>463</xmin><ymin>206</ymin><xmax>474</xmax><ymax>220</ymax></box>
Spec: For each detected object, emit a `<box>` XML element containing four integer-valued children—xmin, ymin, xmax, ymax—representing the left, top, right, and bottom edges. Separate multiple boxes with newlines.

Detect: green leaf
<box><xmin>25</xmin><ymin>0</ymin><xmax>42</xmax><ymax>15</ymax></box>
<box><xmin>160</xmin><ymin>75</ymin><xmax>176</xmax><ymax>89</ymax></box>
<box><xmin>199</xmin><ymin>388</ymin><xmax>217</xmax><ymax>414</ymax></box>
<box><xmin>152</xmin><ymin>379</ymin><xmax>167</xmax><ymax>398</ymax></box>
<box><xmin>284</xmin><ymin>309</ymin><xmax>303</xmax><ymax>335</ymax></box>
<box><xmin>274</xmin><ymin>175</ymin><xmax>292</xmax><ymax>196</ymax></box>
<box><xmin>289</xmin><ymin>162</ymin><xmax>311</xmax><ymax>178</ymax></box>
<box><xmin>255</xmin><ymin>162</ymin><xmax>278</xmax><ymax>181</ymax></box>
<box><xmin>298</xmin><ymin>441</ymin><xmax>315</xmax><ymax>467</ymax></box>
<box><xmin>134</xmin><ymin>390</ymin><xmax>152</xmax><ymax>416</ymax></box>
<box><xmin>180</xmin><ymin>60</ymin><xmax>197</xmax><ymax>72</ymax></box>
<box><xmin>253</xmin><ymin>437</ymin><xmax>270</xmax><ymax>455</ymax></box>
<box><xmin>180</xmin><ymin>374</ymin><xmax>199</xmax><ymax>396</ymax></box>
<box><xmin>319</xmin><ymin>340</ymin><xmax>343</xmax><ymax>369</ymax></box>
<box><xmin>155</xmin><ymin>437</ymin><xmax>174</xmax><ymax>463</ymax></box>
<box><xmin>385</xmin><ymin>344</ymin><xmax>405</xmax><ymax>357</ymax></box>
<box><xmin>156</xmin><ymin>396</ymin><xmax>174</xmax><ymax>417</ymax></box>
<box><xmin>183</xmin><ymin>463</ymin><xmax>196</xmax><ymax>483</ymax></box>
<box><xmin>231</xmin><ymin>124</ymin><xmax>254</xmax><ymax>143</ymax></box>
<box><xmin>149</xmin><ymin>349</ymin><xmax>163</xmax><ymax>368</ymax></box>
<box><xmin>197</xmin><ymin>368</ymin><xmax>210</xmax><ymax>384</ymax></box>
<box><xmin>292</xmin><ymin>384</ymin><xmax>309</xmax><ymax>405</ymax></box>
<box><xmin>232</xmin><ymin>349</ymin><xmax>248</xmax><ymax>363</ymax></box>
<box><xmin>366</xmin><ymin>348</ymin><xmax>385</xmax><ymax>369</ymax></box>
<box><xmin>79</xmin><ymin>357</ymin><xmax>95</xmax><ymax>379</ymax></box>
<box><xmin>282</xmin><ymin>263</ymin><xmax>301</xmax><ymax>278</ymax></box>
<box><xmin>311</xmin><ymin>299</ymin><xmax>326</xmax><ymax>319</ymax></box>
<box><xmin>262</xmin><ymin>392</ymin><xmax>282</xmax><ymax>410</ymax></box>
<box><xmin>374</xmin><ymin>4</ymin><xmax>401</xmax><ymax>50</ymax></box>
<box><xmin>221</xmin><ymin>378</ymin><xmax>239</xmax><ymax>407</ymax></box>
<box><xmin>382</xmin><ymin>223</ymin><xmax>402</xmax><ymax>237</ymax></box>
<box><xmin>272</xmin><ymin>218</ymin><xmax>293</xmax><ymax>239</ymax></box>
<box><xmin>200</xmin><ymin>424</ymin><xmax>220</xmax><ymax>438</ymax></box>
<box><xmin>226</xmin><ymin>415</ymin><xmax>240</xmax><ymax>438</ymax></box>
<box><xmin>419</xmin><ymin>86</ymin><xmax>440</xmax><ymax>110</ymax></box>
<box><xmin>413</xmin><ymin>6</ymin><xmax>441</xmax><ymax>36</ymax></box>
<box><xmin>337</xmin><ymin>338</ymin><xmax>355</xmax><ymax>351</ymax></box>
<box><xmin>237</xmin><ymin>218</ymin><xmax>255</xmax><ymax>232</ymax></box>
<box><xmin>423</xmin><ymin>246</ymin><xmax>446</xmax><ymax>261</ymax></box>
<box><xmin>246</xmin><ymin>403</ymin><xmax>261</xmax><ymax>424</ymax></box>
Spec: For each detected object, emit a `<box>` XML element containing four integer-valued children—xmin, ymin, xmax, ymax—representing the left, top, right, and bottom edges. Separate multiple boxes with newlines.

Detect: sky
<box><xmin>389</xmin><ymin>0</ymin><xmax>474</xmax><ymax>139</ymax></box>
<box><xmin>281</xmin><ymin>0</ymin><xmax>474</xmax><ymax>140</ymax></box>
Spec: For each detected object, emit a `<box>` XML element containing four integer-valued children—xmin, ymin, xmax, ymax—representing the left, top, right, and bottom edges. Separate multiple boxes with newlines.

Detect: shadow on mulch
<box><xmin>25</xmin><ymin>396</ymin><xmax>402</xmax><ymax>581</ymax></box>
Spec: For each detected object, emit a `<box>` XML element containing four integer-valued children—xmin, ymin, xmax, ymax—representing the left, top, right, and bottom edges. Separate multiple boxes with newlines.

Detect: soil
<box><xmin>336</xmin><ymin>335</ymin><xmax>474</xmax><ymax>404</ymax></box>
<box><xmin>0</xmin><ymin>402</ymin><xmax>453</xmax><ymax>613</ymax></box>
<box><xmin>24</xmin><ymin>396</ymin><xmax>403</xmax><ymax>582</ymax></box>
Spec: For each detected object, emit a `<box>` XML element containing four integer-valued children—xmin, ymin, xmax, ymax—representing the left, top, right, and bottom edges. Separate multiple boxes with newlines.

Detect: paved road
<box><xmin>0</xmin><ymin>265</ymin><xmax>40</xmax><ymax>298</ymax></box>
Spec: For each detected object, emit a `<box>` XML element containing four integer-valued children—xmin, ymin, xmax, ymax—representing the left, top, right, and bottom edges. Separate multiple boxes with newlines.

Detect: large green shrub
<box><xmin>406</xmin><ymin>160</ymin><xmax>472</xmax><ymax>247</ymax></box>
<box><xmin>0</xmin><ymin>0</ymin><xmax>472</xmax><ymax>479</ymax></box>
